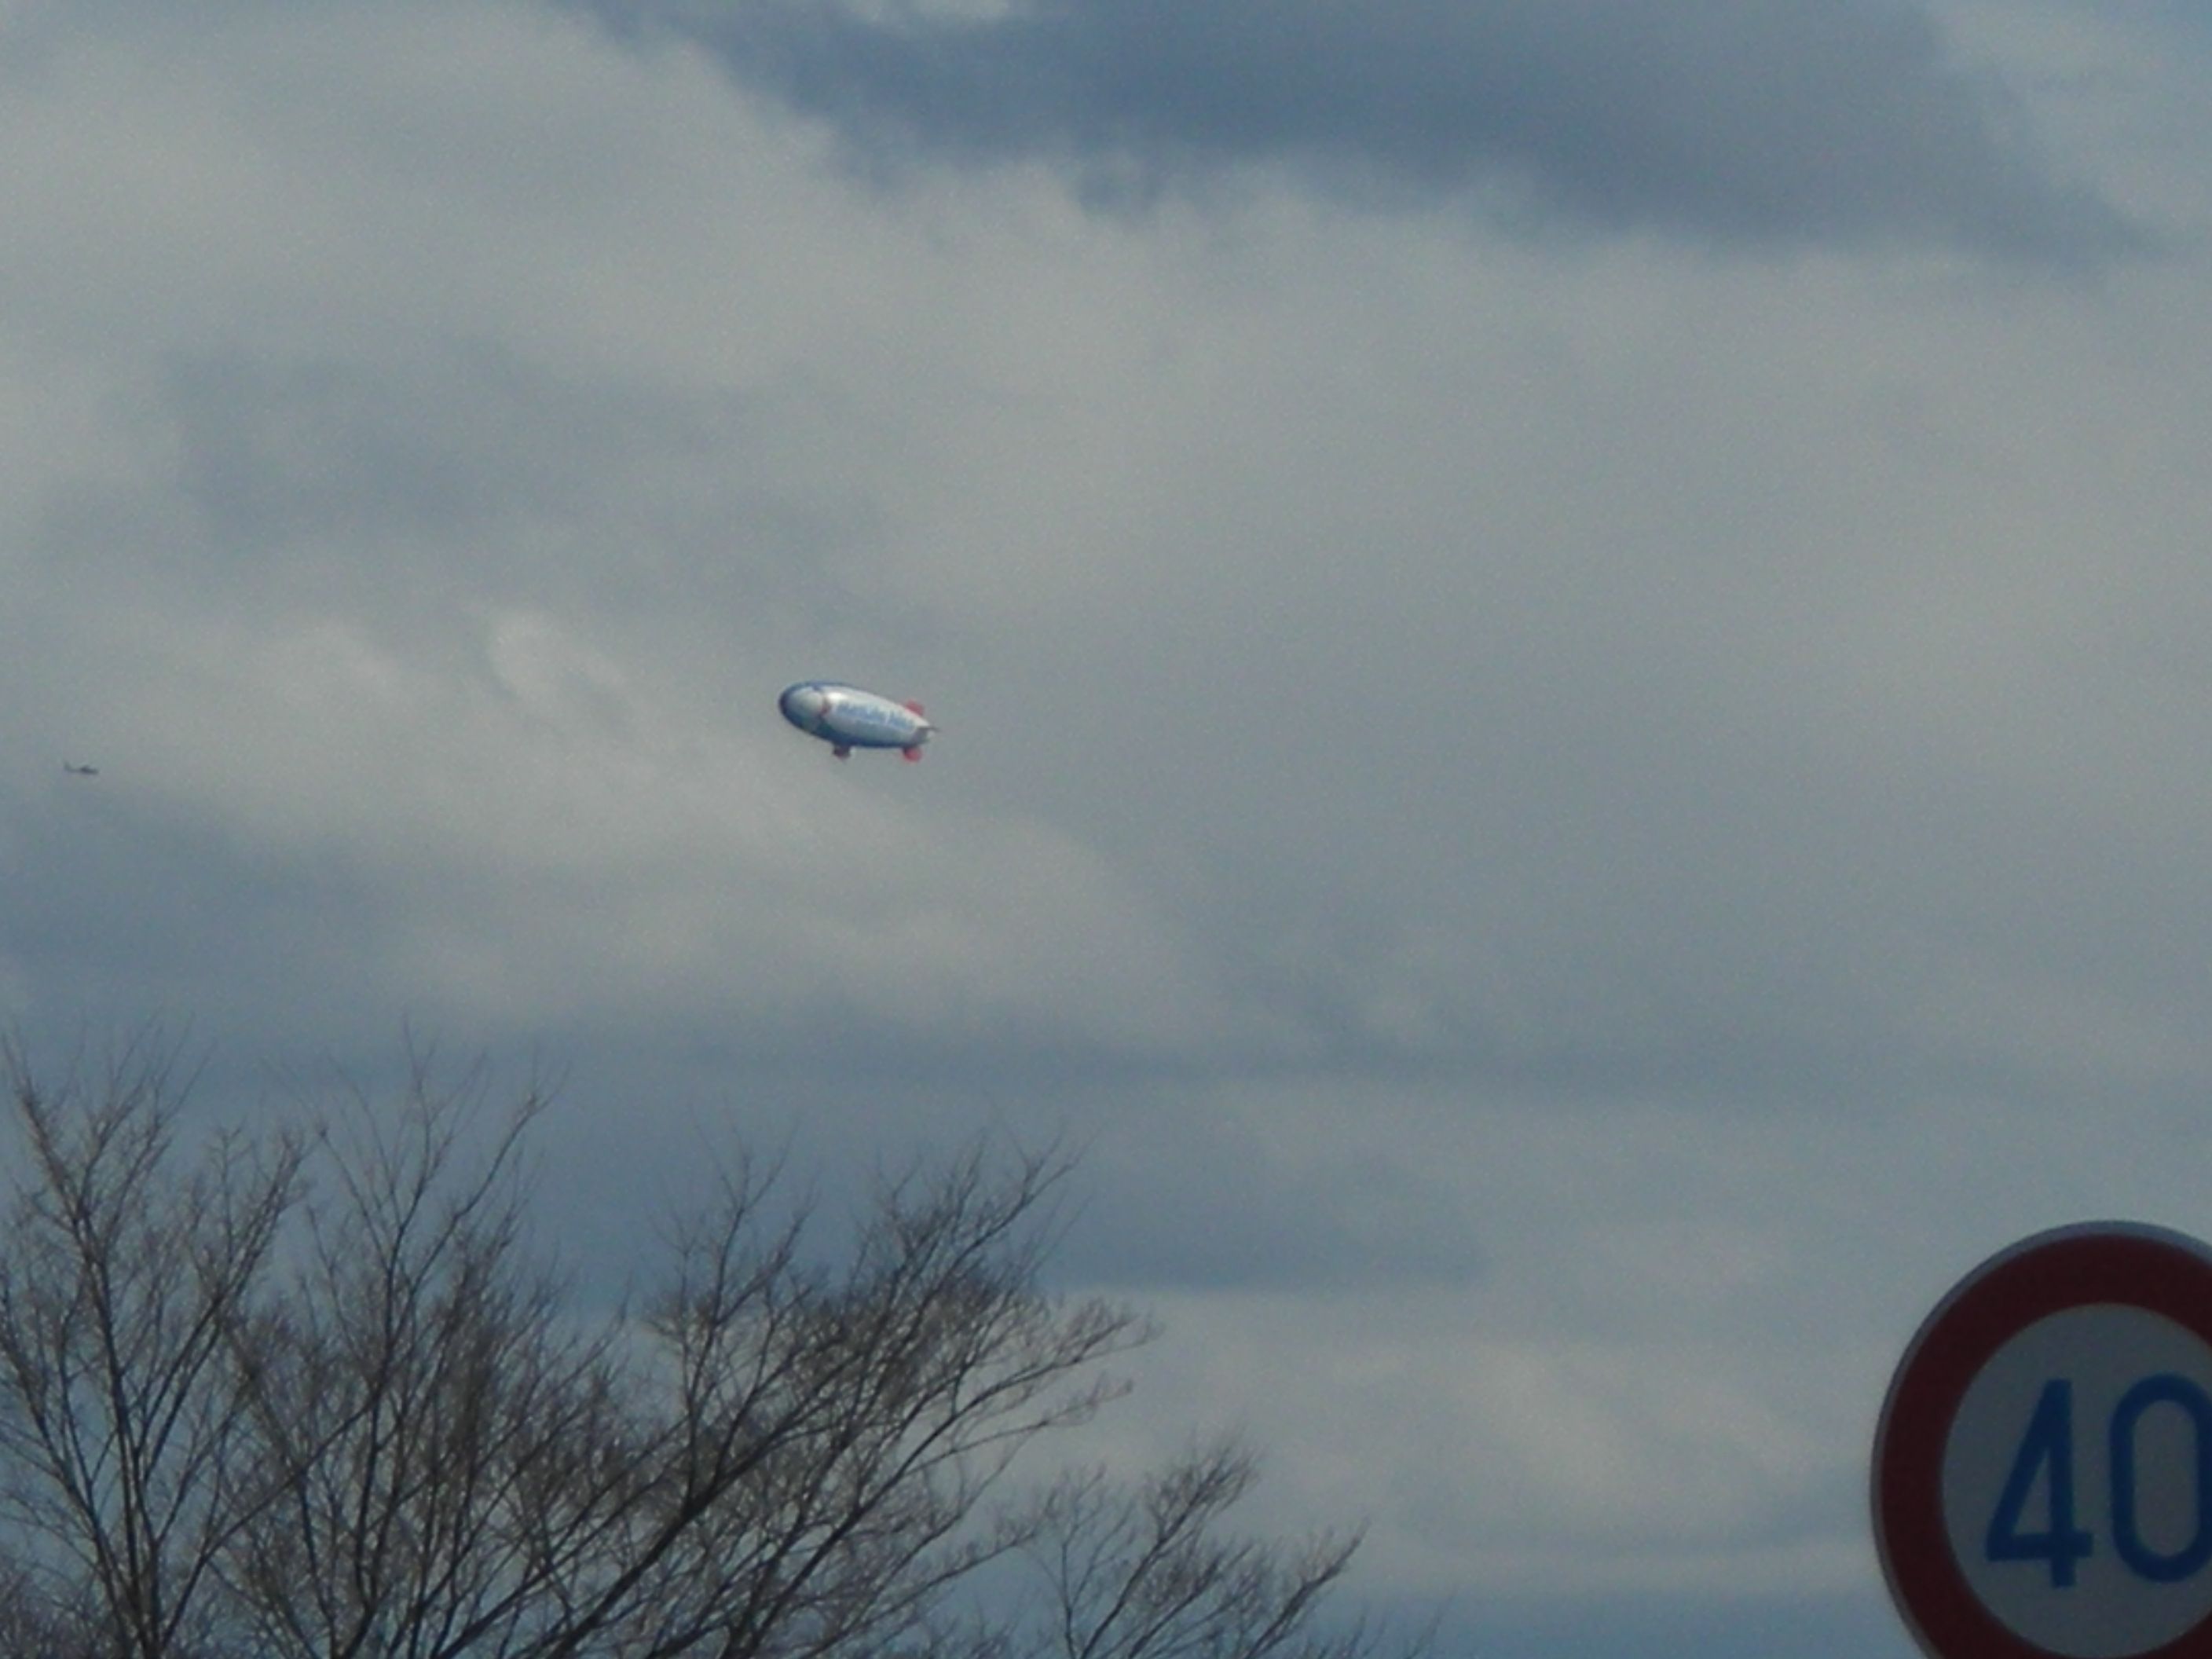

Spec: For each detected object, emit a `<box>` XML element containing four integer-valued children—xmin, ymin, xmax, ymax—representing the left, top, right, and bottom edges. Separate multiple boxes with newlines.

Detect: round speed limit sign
<box><xmin>1874</xmin><ymin>1223</ymin><xmax>2212</xmax><ymax>1659</ymax></box>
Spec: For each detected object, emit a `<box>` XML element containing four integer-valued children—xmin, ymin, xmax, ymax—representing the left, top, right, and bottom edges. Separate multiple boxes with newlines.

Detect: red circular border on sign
<box><xmin>1873</xmin><ymin>1223</ymin><xmax>2212</xmax><ymax>1659</ymax></box>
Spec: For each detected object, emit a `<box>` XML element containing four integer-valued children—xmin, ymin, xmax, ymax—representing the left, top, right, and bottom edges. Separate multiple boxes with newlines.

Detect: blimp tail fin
<box><xmin>903</xmin><ymin>701</ymin><xmax>934</xmax><ymax>759</ymax></box>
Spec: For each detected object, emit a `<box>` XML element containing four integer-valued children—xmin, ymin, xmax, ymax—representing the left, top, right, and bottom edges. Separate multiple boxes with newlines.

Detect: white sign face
<box><xmin>1941</xmin><ymin>1305</ymin><xmax>2212</xmax><ymax>1658</ymax></box>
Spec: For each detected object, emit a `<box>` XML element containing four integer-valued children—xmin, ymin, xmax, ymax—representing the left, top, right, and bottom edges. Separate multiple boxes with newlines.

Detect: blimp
<box><xmin>778</xmin><ymin>682</ymin><xmax>936</xmax><ymax>761</ymax></box>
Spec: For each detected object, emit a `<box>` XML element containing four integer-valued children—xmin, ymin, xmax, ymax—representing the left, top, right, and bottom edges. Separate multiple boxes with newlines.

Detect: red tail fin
<box><xmin>903</xmin><ymin>700</ymin><xmax>925</xmax><ymax>716</ymax></box>
<box><xmin>901</xmin><ymin>746</ymin><xmax>924</xmax><ymax>762</ymax></box>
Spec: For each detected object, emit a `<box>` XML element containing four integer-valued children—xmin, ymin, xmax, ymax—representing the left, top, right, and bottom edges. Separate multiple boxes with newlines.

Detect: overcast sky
<box><xmin>5</xmin><ymin>1</ymin><xmax>2212</xmax><ymax>1653</ymax></box>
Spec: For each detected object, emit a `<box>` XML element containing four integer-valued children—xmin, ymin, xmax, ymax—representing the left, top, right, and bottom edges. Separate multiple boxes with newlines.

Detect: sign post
<box><xmin>1874</xmin><ymin>1222</ymin><xmax>2212</xmax><ymax>1659</ymax></box>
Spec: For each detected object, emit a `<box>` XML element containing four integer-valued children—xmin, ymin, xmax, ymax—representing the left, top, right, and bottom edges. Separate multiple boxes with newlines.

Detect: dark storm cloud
<box><xmin>584</xmin><ymin>0</ymin><xmax>2139</xmax><ymax>258</ymax></box>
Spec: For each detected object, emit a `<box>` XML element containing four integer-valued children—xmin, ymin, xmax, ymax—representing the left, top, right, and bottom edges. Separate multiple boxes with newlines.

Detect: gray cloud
<box><xmin>585</xmin><ymin>0</ymin><xmax>2142</xmax><ymax>258</ymax></box>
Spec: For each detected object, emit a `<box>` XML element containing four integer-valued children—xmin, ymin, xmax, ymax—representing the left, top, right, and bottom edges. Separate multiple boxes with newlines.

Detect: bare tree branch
<box><xmin>0</xmin><ymin>1031</ymin><xmax>306</xmax><ymax>1659</ymax></box>
<box><xmin>1016</xmin><ymin>1443</ymin><xmax>1402</xmax><ymax>1659</ymax></box>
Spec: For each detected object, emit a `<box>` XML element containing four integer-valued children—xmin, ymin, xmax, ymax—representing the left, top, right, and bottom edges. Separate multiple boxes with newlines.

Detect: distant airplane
<box><xmin>61</xmin><ymin>761</ymin><xmax>98</xmax><ymax>776</ymax></box>
<box><xmin>778</xmin><ymin>682</ymin><xmax>936</xmax><ymax>761</ymax></box>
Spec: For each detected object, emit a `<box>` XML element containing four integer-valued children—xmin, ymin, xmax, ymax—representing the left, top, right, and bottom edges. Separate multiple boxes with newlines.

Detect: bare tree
<box><xmin>0</xmin><ymin>1034</ymin><xmax>306</xmax><ymax>1659</ymax></box>
<box><xmin>218</xmin><ymin>1057</ymin><xmax>639</xmax><ymax>1659</ymax></box>
<box><xmin>585</xmin><ymin>1144</ymin><xmax>1149</xmax><ymax>1659</ymax></box>
<box><xmin>0</xmin><ymin>1039</ymin><xmax>1412</xmax><ymax>1659</ymax></box>
<box><xmin>224</xmin><ymin>1093</ymin><xmax>1144</xmax><ymax>1659</ymax></box>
